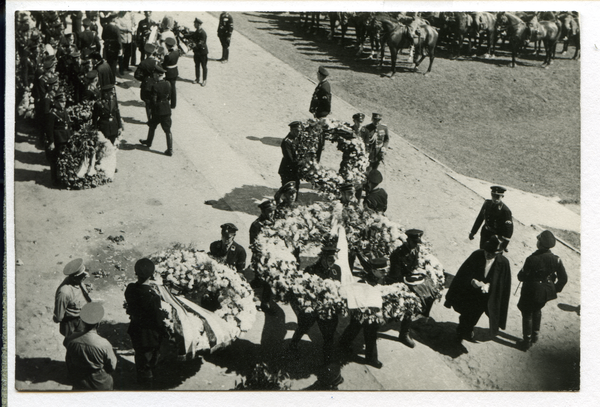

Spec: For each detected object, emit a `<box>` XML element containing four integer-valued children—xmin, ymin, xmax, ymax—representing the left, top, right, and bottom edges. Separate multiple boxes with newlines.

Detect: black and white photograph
<box><xmin>5</xmin><ymin>0</ymin><xmax>597</xmax><ymax>402</ymax></box>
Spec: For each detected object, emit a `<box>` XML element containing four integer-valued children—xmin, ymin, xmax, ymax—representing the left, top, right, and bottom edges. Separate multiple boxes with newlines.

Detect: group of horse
<box><xmin>295</xmin><ymin>11</ymin><xmax>580</xmax><ymax>76</ymax></box>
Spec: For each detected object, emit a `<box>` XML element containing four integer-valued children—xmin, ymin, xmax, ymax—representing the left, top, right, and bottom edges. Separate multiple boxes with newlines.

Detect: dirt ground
<box><xmin>10</xmin><ymin>10</ymin><xmax>581</xmax><ymax>397</ymax></box>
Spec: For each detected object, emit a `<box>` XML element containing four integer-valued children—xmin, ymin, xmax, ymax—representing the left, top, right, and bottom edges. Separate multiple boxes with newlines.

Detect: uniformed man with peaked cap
<box><xmin>360</xmin><ymin>113</ymin><xmax>389</xmax><ymax>171</ymax></box>
<box><xmin>210</xmin><ymin>223</ymin><xmax>247</xmax><ymax>273</ymax></box>
<box><xmin>278</xmin><ymin>120</ymin><xmax>302</xmax><ymax>193</ymax></box>
<box><xmin>249</xmin><ymin>200</ymin><xmax>277</xmax><ymax>313</ymax></box>
<box><xmin>363</xmin><ymin>169</ymin><xmax>388</xmax><ymax>213</ymax></box>
<box><xmin>53</xmin><ymin>258</ymin><xmax>92</xmax><ymax>337</ymax></box>
<box><xmin>469</xmin><ymin>186</ymin><xmax>514</xmax><ymax>251</ymax></box>
<box><xmin>310</xmin><ymin>66</ymin><xmax>332</xmax><ymax>162</ymax></box>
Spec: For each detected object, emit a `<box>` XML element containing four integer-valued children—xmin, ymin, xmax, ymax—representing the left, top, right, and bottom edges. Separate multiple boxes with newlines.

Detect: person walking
<box><xmin>469</xmin><ymin>186</ymin><xmax>514</xmax><ymax>252</ymax></box>
<box><xmin>139</xmin><ymin>66</ymin><xmax>173</xmax><ymax>156</ymax></box>
<box><xmin>217</xmin><ymin>12</ymin><xmax>234</xmax><ymax>62</ymax></box>
<box><xmin>134</xmin><ymin>43</ymin><xmax>160</xmax><ymax>122</ymax></box>
<box><xmin>517</xmin><ymin>230</ymin><xmax>568</xmax><ymax>350</ymax></box>
<box><xmin>53</xmin><ymin>258</ymin><xmax>92</xmax><ymax>338</ymax></box>
<box><xmin>187</xmin><ymin>18</ymin><xmax>208</xmax><ymax>86</ymax></box>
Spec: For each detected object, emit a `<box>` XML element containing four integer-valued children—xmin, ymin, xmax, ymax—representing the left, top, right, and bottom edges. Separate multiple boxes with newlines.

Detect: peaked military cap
<box><xmin>258</xmin><ymin>199</ymin><xmax>275</xmax><ymax>210</ymax></box>
<box><xmin>43</xmin><ymin>59</ymin><xmax>56</xmax><ymax>70</ymax></box>
<box><xmin>353</xmin><ymin>113</ymin><xmax>365</xmax><ymax>121</ymax></box>
<box><xmin>63</xmin><ymin>258</ymin><xmax>85</xmax><ymax>275</ymax></box>
<box><xmin>367</xmin><ymin>169</ymin><xmax>383</xmax><ymax>184</ymax></box>
<box><xmin>406</xmin><ymin>229</ymin><xmax>424</xmax><ymax>242</ymax></box>
<box><xmin>86</xmin><ymin>70</ymin><xmax>98</xmax><ymax>79</ymax></box>
<box><xmin>281</xmin><ymin>180</ymin><xmax>297</xmax><ymax>194</ymax></box>
<box><xmin>491</xmin><ymin>186</ymin><xmax>506</xmax><ymax>196</ymax></box>
<box><xmin>135</xmin><ymin>258</ymin><xmax>155</xmax><ymax>280</ymax></box>
<box><xmin>372</xmin><ymin>113</ymin><xmax>382</xmax><ymax>120</ymax></box>
<box><xmin>101</xmin><ymin>84</ymin><xmax>114</xmax><ymax>91</ymax></box>
<box><xmin>318</xmin><ymin>66</ymin><xmax>330</xmax><ymax>76</ymax></box>
<box><xmin>70</xmin><ymin>50</ymin><xmax>81</xmax><ymax>58</ymax></box>
<box><xmin>165</xmin><ymin>37</ymin><xmax>176</xmax><ymax>47</ymax></box>
<box><xmin>221</xmin><ymin>223</ymin><xmax>238</xmax><ymax>233</ymax></box>
<box><xmin>144</xmin><ymin>43</ymin><xmax>157</xmax><ymax>54</ymax></box>
<box><xmin>288</xmin><ymin>121</ymin><xmax>302</xmax><ymax>128</ymax></box>
<box><xmin>154</xmin><ymin>65</ymin><xmax>166</xmax><ymax>73</ymax></box>
<box><xmin>371</xmin><ymin>257</ymin><xmax>388</xmax><ymax>269</ymax></box>
<box><xmin>46</xmin><ymin>75</ymin><xmax>58</xmax><ymax>84</ymax></box>
<box><xmin>321</xmin><ymin>245</ymin><xmax>339</xmax><ymax>255</ymax></box>
<box><xmin>195</xmin><ymin>18</ymin><xmax>203</xmax><ymax>25</ymax></box>
<box><xmin>80</xmin><ymin>302</ymin><xmax>104</xmax><ymax>325</ymax></box>
<box><xmin>537</xmin><ymin>230</ymin><xmax>556</xmax><ymax>249</ymax></box>
<box><xmin>54</xmin><ymin>92</ymin><xmax>66</xmax><ymax>101</ymax></box>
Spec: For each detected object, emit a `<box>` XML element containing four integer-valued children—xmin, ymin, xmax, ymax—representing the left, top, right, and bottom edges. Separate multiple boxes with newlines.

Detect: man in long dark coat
<box><xmin>249</xmin><ymin>200</ymin><xmax>276</xmax><ymax>314</ymax></box>
<box><xmin>209</xmin><ymin>223</ymin><xmax>247</xmax><ymax>273</ymax></box>
<box><xmin>309</xmin><ymin>66</ymin><xmax>331</xmax><ymax>162</ymax></box>
<box><xmin>445</xmin><ymin>236</ymin><xmax>512</xmax><ymax>341</ymax></box>
<box><xmin>278</xmin><ymin>121</ymin><xmax>301</xmax><ymax>193</ymax></box>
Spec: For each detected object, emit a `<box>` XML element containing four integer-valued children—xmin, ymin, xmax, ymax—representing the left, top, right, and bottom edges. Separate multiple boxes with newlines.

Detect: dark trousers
<box><xmin>292</xmin><ymin>310</ymin><xmax>339</xmax><ymax>365</ymax></box>
<box><xmin>193</xmin><ymin>53</ymin><xmax>208</xmax><ymax>82</ymax></box>
<box><xmin>139</xmin><ymin>45</ymin><xmax>147</xmax><ymax>62</ymax></box>
<box><xmin>147</xmin><ymin>114</ymin><xmax>173</xmax><ymax>152</ymax></box>
<box><xmin>119</xmin><ymin>42</ymin><xmax>132</xmax><ymax>74</ymax></box>
<box><xmin>47</xmin><ymin>142</ymin><xmax>66</xmax><ymax>185</ymax></box>
<box><xmin>457</xmin><ymin>304</ymin><xmax>487</xmax><ymax>337</ymax></box>
<box><xmin>521</xmin><ymin>308</ymin><xmax>542</xmax><ymax>338</ymax></box>
<box><xmin>339</xmin><ymin>317</ymin><xmax>379</xmax><ymax>362</ymax></box>
<box><xmin>219</xmin><ymin>35</ymin><xmax>231</xmax><ymax>60</ymax></box>
<box><xmin>133</xmin><ymin>345</ymin><xmax>160</xmax><ymax>387</ymax></box>
<box><xmin>167</xmin><ymin>77</ymin><xmax>177</xmax><ymax>109</ymax></box>
<box><xmin>59</xmin><ymin>316</ymin><xmax>84</xmax><ymax>338</ymax></box>
<box><xmin>130</xmin><ymin>42</ymin><xmax>137</xmax><ymax>66</ymax></box>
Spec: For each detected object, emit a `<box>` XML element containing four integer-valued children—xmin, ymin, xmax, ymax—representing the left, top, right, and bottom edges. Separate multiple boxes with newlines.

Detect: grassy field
<box><xmin>230</xmin><ymin>12</ymin><xmax>580</xmax><ymax>203</ymax></box>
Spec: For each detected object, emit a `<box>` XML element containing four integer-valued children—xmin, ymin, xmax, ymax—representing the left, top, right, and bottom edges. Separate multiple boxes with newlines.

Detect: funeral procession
<box><xmin>10</xmin><ymin>6</ymin><xmax>585</xmax><ymax>395</ymax></box>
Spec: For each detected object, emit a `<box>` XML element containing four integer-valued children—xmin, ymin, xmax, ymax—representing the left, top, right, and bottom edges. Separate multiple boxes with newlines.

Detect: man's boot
<box><xmin>532</xmin><ymin>310</ymin><xmax>542</xmax><ymax>344</ymax></box>
<box><xmin>165</xmin><ymin>132</ymin><xmax>173</xmax><ymax>156</ymax></box>
<box><xmin>518</xmin><ymin>314</ymin><xmax>533</xmax><ymax>351</ymax></box>
<box><xmin>140</xmin><ymin>127</ymin><xmax>155</xmax><ymax>147</ymax></box>
<box><xmin>399</xmin><ymin>317</ymin><xmax>415</xmax><ymax>348</ymax></box>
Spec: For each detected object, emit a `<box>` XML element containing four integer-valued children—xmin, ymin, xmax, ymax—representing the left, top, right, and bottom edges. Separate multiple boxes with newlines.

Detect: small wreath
<box><xmin>296</xmin><ymin>118</ymin><xmax>370</xmax><ymax>199</ymax></box>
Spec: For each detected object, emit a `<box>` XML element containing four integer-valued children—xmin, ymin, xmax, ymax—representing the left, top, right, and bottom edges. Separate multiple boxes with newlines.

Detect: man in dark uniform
<box><xmin>278</xmin><ymin>121</ymin><xmax>302</xmax><ymax>193</ymax></box>
<box><xmin>187</xmin><ymin>18</ymin><xmax>209</xmax><ymax>86</ymax></box>
<box><xmin>309</xmin><ymin>66</ymin><xmax>332</xmax><ymax>162</ymax></box>
<box><xmin>217</xmin><ymin>12</ymin><xmax>234</xmax><ymax>62</ymax></box>
<box><xmin>274</xmin><ymin>180</ymin><xmax>298</xmax><ymax>211</ymax></box>
<box><xmin>82</xmin><ymin>70</ymin><xmax>101</xmax><ymax>101</ymax></box>
<box><xmin>339</xmin><ymin>257</ymin><xmax>387</xmax><ymax>369</ymax></box>
<box><xmin>137</xmin><ymin>11</ymin><xmax>155</xmax><ymax>62</ymax></box>
<box><xmin>45</xmin><ymin>92</ymin><xmax>72</xmax><ymax>186</ymax></box>
<box><xmin>351</xmin><ymin>112</ymin><xmax>365</xmax><ymax>136</ymax></box>
<box><xmin>250</xmin><ymin>199</ymin><xmax>276</xmax><ymax>314</ymax></box>
<box><xmin>90</xmin><ymin>51</ymin><xmax>116</xmax><ymax>89</ymax></box>
<box><xmin>210</xmin><ymin>223</ymin><xmax>247</xmax><ymax>273</ymax></box>
<box><xmin>95</xmin><ymin>84</ymin><xmax>123</xmax><ymax>145</ymax></box>
<box><xmin>162</xmin><ymin>37</ymin><xmax>180</xmax><ymax>109</ymax></box>
<box><xmin>101</xmin><ymin>13</ymin><xmax>122</xmax><ymax>78</ymax></box>
<box><xmin>517</xmin><ymin>230</ymin><xmax>568</xmax><ymax>350</ymax></box>
<box><xmin>139</xmin><ymin>66</ymin><xmax>173</xmax><ymax>156</ymax></box>
<box><xmin>64</xmin><ymin>302</ymin><xmax>117</xmax><ymax>390</ymax></box>
<box><xmin>54</xmin><ymin>258</ymin><xmax>92</xmax><ymax>338</ymax></box>
<box><xmin>469</xmin><ymin>185</ymin><xmax>514</xmax><ymax>251</ymax></box>
<box><xmin>125</xmin><ymin>258</ymin><xmax>169</xmax><ymax>388</ymax></box>
<box><xmin>135</xmin><ymin>43</ymin><xmax>160</xmax><ymax>122</ymax></box>
<box><xmin>388</xmin><ymin>229</ymin><xmax>438</xmax><ymax>348</ymax></box>
<box><xmin>360</xmin><ymin>113</ymin><xmax>389</xmax><ymax>171</ymax></box>
<box><xmin>289</xmin><ymin>245</ymin><xmax>342</xmax><ymax>366</ymax></box>
<box><xmin>363</xmin><ymin>169</ymin><xmax>388</xmax><ymax>214</ymax></box>
<box><xmin>445</xmin><ymin>236</ymin><xmax>512</xmax><ymax>341</ymax></box>
<box><xmin>78</xmin><ymin>18</ymin><xmax>101</xmax><ymax>55</ymax></box>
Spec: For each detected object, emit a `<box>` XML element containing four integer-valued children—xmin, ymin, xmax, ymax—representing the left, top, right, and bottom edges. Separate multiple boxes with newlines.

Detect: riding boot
<box><xmin>145</xmin><ymin>105</ymin><xmax>152</xmax><ymax>123</ymax></box>
<box><xmin>532</xmin><ymin>309</ymin><xmax>542</xmax><ymax>343</ymax></box>
<box><xmin>142</xmin><ymin>127</ymin><xmax>155</xmax><ymax>147</ymax></box>
<box><xmin>519</xmin><ymin>312</ymin><xmax>533</xmax><ymax>351</ymax></box>
<box><xmin>165</xmin><ymin>132</ymin><xmax>173</xmax><ymax>156</ymax></box>
<box><xmin>399</xmin><ymin>317</ymin><xmax>415</xmax><ymax>348</ymax></box>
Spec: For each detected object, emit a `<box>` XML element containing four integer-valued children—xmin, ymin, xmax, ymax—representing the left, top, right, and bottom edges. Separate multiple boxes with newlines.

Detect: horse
<box><xmin>558</xmin><ymin>12</ymin><xmax>580</xmax><ymax>59</ymax></box>
<box><xmin>447</xmin><ymin>12</ymin><xmax>474</xmax><ymax>59</ymax></box>
<box><xmin>300</xmin><ymin>12</ymin><xmax>322</xmax><ymax>35</ymax></box>
<box><xmin>472</xmin><ymin>12</ymin><xmax>497</xmax><ymax>57</ymax></box>
<box><xmin>328</xmin><ymin>12</ymin><xmax>350</xmax><ymax>44</ymax></box>
<box><xmin>349</xmin><ymin>12</ymin><xmax>375</xmax><ymax>57</ymax></box>
<box><xmin>407</xmin><ymin>20</ymin><xmax>439</xmax><ymax>75</ymax></box>
<box><xmin>495</xmin><ymin>12</ymin><xmax>529</xmax><ymax>68</ymax></box>
<box><xmin>527</xmin><ymin>15</ymin><xmax>562</xmax><ymax>67</ymax></box>
<box><xmin>374</xmin><ymin>16</ymin><xmax>412</xmax><ymax>77</ymax></box>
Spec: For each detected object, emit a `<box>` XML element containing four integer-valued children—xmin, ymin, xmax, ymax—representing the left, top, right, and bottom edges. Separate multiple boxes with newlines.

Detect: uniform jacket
<box><xmin>101</xmin><ymin>22</ymin><xmax>122</xmax><ymax>56</ymax></box>
<box><xmin>95</xmin><ymin>94</ymin><xmax>123</xmax><ymax>136</ymax></box>
<box><xmin>188</xmin><ymin>28</ymin><xmax>208</xmax><ymax>55</ymax></box>
<box><xmin>218</xmin><ymin>13</ymin><xmax>234</xmax><ymax>37</ymax></box>
<box><xmin>78</xmin><ymin>30</ymin><xmax>101</xmax><ymax>53</ymax></box>
<box><xmin>361</xmin><ymin>122</ymin><xmax>389</xmax><ymax>162</ymax></box>
<box><xmin>517</xmin><ymin>249</ymin><xmax>568</xmax><ymax>311</ymax></box>
<box><xmin>150</xmin><ymin>80</ymin><xmax>172</xmax><ymax>116</ymax></box>
<box><xmin>209</xmin><ymin>240</ymin><xmax>247</xmax><ymax>272</ymax></box>
<box><xmin>446</xmin><ymin>250</ymin><xmax>512</xmax><ymax>335</ymax></box>
<box><xmin>46</xmin><ymin>107</ymin><xmax>72</xmax><ymax>145</ymax></box>
<box><xmin>278</xmin><ymin>133</ymin><xmax>299</xmax><ymax>177</ymax></box>
<box><xmin>125</xmin><ymin>282</ymin><xmax>168</xmax><ymax>349</ymax></box>
<box><xmin>305</xmin><ymin>261</ymin><xmax>342</xmax><ymax>281</ymax></box>
<box><xmin>162</xmin><ymin>49</ymin><xmax>180</xmax><ymax>80</ymax></box>
<box><xmin>249</xmin><ymin>214</ymin><xmax>271</xmax><ymax>247</ymax></box>
<box><xmin>54</xmin><ymin>278</ymin><xmax>90</xmax><ymax>323</ymax></box>
<box><xmin>64</xmin><ymin>329</ymin><xmax>117</xmax><ymax>390</ymax></box>
<box><xmin>94</xmin><ymin>60</ymin><xmax>115</xmax><ymax>88</ymax></box>
<box><xmin>136</xmin><ymin>17</ymin><xmax>155</xmax><ymax>45</ymax></box>
<box><xmin>471</xmin><ymin>200</ymin><xmax>514</xmax><ymax>241</ymax></box>
<box><xmin>309</xmin><ymin>80</ymin><xmax>331</xmax><ymax>118</ymax></box>
<box><xmin>364</xmin><ymin>188</ymin><xmax>388</xmax><ymax>213</ymax></box>
<box><xmin>388</xmin><ymin>243</ymin><xmax>420</xmax><ymax>283</ymax></box>
<box><xmin>135</xmin><ymin>57</ymin><xmax>158</xmax><ymax>100</ymax></box>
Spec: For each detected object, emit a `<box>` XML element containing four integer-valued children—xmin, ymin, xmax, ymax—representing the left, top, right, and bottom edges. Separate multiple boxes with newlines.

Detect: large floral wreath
<box><xmin>296</xmin><ymin>118</ymin><xmax>370</xmax><ymax>198</ymax></box>
<box><xmin>253</xmin><ymin>202</ymin><xmax>445</xmax><ymax>323</ymax></box>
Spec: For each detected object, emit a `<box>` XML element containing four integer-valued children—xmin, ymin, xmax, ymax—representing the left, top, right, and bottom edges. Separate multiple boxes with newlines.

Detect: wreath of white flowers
<box><xmin>253</xmin><ymin>202</ymin><xmax>446</xmax><ymax>323</ymax></box>
<box><xmin>296</xmin><ymin>118</ymin><xmax>370</xmax><ymax>199</ymax></box>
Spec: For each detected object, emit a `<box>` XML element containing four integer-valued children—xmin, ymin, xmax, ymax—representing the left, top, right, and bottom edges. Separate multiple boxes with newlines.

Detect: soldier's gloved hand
<box><xmin>468</xmin><ymin>233</ymin><xmax>474</xmax><ymax>240</ymax></box>
<box><xmin>471</xmin><ymin>279</ymin><xmax>483</xmax><ymax>289</ymax></box>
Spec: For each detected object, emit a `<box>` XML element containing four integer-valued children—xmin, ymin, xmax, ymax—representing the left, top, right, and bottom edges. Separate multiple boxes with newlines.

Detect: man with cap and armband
<box><xmin>388</xmin><ymin>229</ymin><xmax>438</xmax><ymax>348</ymax></box>
<box><xmin>360</xmin><ymin>113</ymin><xmax>389</xmax><ymax>171</ymax></box>
<box><xmin>517</xmin><ymin>230</ymin><xmax>568</xmax><ymax>351</ymax></box>
<box><xmin>469</xmin><ymin>185</ymin><xmax>514</xmax><ymax>252</ymax></box>
<box><xmin>125</xmin><ymin>258</ymin><xmax>169</xmax><ymax>388</ymax></box>
<box><xmin>289</xmin><ymin>242</ymin><xmax>342</xmax><ymax>367</ymax></box>
<box><xmin>362</xmin><ymin>169</ymin><xmax>388</xmax><ymax>214</ymax></box>
<box><xmin>309</xmin><ymin>66</ymin><xmax>332</xmax><ymax>162</ymax></box>
<box><xmin>54</xmin><ymin>258</ymin><xmax>92</xmax><ymax>338</ymax></box>
<box><xmin>278</xmin><ymin>121</ymin><xmax>302</xmax><ymax>195</ymax></box>
<box><xmin>64</xmin><ymin>302</ymin><xmax>117</xmax><ymax>390</ymax></box>
<box><xmin>139</xmin><ymin>66</ymin><xmax>174</xmax><ymax>156</ymax></box>
<box><xmin>250</xmin><ymin>200</ymin><xmax>277</xmax><ymax>314</ymax></box>
<box><xmin>134</xmin><ymin>43</ymin><xmax>160</xmax><ymax>123</ymax></box>
<box><xmin>162</xmin><ymin>37</ymin><xmax>180</xmax><ymax>108</ymax></box>
<box><xmin>217</xmin><ymin>12</ymin><xmax>234</xmax><ymax>63</ymax></box>
<box><xmin>210</xmin><ymin>223</ymin><xmax>247</xmax><ymax>273</ymax></box>
<box><xmin>445</xmin><ymin>236</ymin><xmax>512</xmax><ymax>342</ymax></box>
<box><xmin>186</xmin><ymin>18</ymin><xmax>209</xmax><ymax>86</ymax></box>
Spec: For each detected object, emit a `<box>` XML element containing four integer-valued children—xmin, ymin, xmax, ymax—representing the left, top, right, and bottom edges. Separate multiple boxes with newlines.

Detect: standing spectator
<box><xmin>209</xmin><ymin>223</ymin><xmax>247</xmax><ymax>273</ymax></box>
<box><xmin>360</xmin><ymin>113</ymin><xmax>389</xmax><ymax>171</ymax></box>
<box><xmin>162</xmin><ymin>37</ymin><xmax>180</xmax><ymax>109</ymax></box>
<box><xmin>187</xmin><ymin>18</ymin><xmax>208</xmax><ymax>86</ymax></box>
<box><xmin>469</xmin><ymin>186</ymin><xmax>514</xmax><ymax>252</ymax></box>
<box><xmin>116</xmin><ymin>11</ymin><xmax>134</xmax><ymax>75</ymax></box>
<box><xmin>53</xmin><ymin>258</ymin><xmax>91</xmax><ymax>338</ymax></box>
<box><xmin>101</xmin><ymin>13</ymin><xmax>122</xmax><ymax>78</ymax></box>
<box><xmin>517</xmin><ymin>230</ymin><xmax>568</xmax><ymax>350</ymax></box>
<box><xmin>444</xmin><ymin>236</ymin><xmax>512</xmax><ymax>341</ymax></box>
<box><xmin>136</xmin><ymin>11</ymin><xmax>155</xmax><ymax>62</ymax></box>
<box><xmin>78</xmin><ymin>18</ymin><xmax>101</xmax><ymax>54</ymax></box>
<box><xmin>86</xmin><ymin>11</ymin><xmax>100</xmax><ymax>33</ymax></box>
<box><xmin>95</xmin><ymin>84</ymin><xmax>123</xmax><ymax>145</ymax></box>
<box><xmin>217</xmin><ymin>12</ymin><xmax>234</xmax><ymax>62</ymax></box>
<box><xmin>278</xmin><ymin>121</ymin><xmax>302</xmax><ymax>194</ymax></box>
<box><xmin>309</xmin><ymin>66</ymin><xmax>331</xmax><ymax>161</ymax></box>
<box><xmin>64</xmin><ymin>302</ymin><xmax>117</xmax><ymax>390</ymax></box>
<box><xmin>45</xmin><ymin>92</ymin><xmax>72</xmax><ymax>186</ymax></box>
<box><xmin>139</xmin><ymin>66</ymin><xmax>173</xmax><ymax>156</ymax></box>
<box><xmin>125</xmin><ymin>259</ymin><xmax>169</xmax><ymax>389</ymax></box>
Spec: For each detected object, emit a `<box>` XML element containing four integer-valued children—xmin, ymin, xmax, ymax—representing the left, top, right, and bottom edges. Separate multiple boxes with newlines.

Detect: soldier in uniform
<box><xmin>362</xmin><ymin>169</ymin><xmax>388</xmax><ymax>214</ymax></box>
<box><xmin>64</xmin><ymin>302</ymin><xmax>117</xmax><ymax>390</ymax></box>
<box><xmin>278</xmin><ymin>121</ymin><xmax>301</xmax><ymax>194</ymax></box>
<box><xmin>134</xmin><ymin>43</ymin><xmax>160</xmax><ymax>122</ymax></box>
<box><xmin>53</xmin><ymin>258</ymin><xmax>92</xmax><ymax>338</ymax></box>
<box><xmin>139</xmin><ymin>66</ymin><xmax>173</xmax><ymax>156</ymax></box>
<box><xmin>274</xmin><ymin>180</ymin><xmax>298</xmax><ymax>211</ymax></box>
<box><xmin>351</xmin><ymin>112</ymin><xmax>365</xmax><ymax>136</ymax></box>
<box><xmin>339</xmin><ymin>182</ymin><xmax>356</xmax><ymax>206</ymax></box>
<box><xmin>78</xmin><ymin>18</ymin><xmax>101</xmax><ymax>55</ymax></box>
<box><xmin>217</xmin><ymin>12</ymin><xmax>234</xmax><ymax>62</ymax></box>
<box><xmin>388</xmin><ymin>229</ymin><xmax>438</xmax><ymax>348</ymax></box>
<box><xmin>309</xmin><ymin>66</ymin><xmax>332</xmax><ymax>162</ymax></box>
<box><xmin>101</xmin><ymin>13</ymin><xmax>122</xmax><ymax>78</ymax></box>
<box><xmin>125</xmin><ymin>258</ymin><xmax>169</xmax><ymax>388</ymax></box>
<box><xmin>250</xmin><ymin>200</ymin><xmax>277</xmax><ymax>314</ymax></box>
<box><xmin>162</xmin><ymin>37</ymin><xmax>180</xmax><ymax>109</ymax></box>
<box><xmin>517</xmin><ymin>230</ymin><xmax>568</xmax><ymax>350</ymax></box>
<box><xmin>210</xmin><ymin>223</ymin><xmax>247</xmax><ymax>273</ymax></box>
<box><xmin>95</xmin><ymin>84</ymin><xmax>123</xmax><ymax>145</ymax></box>
<box><xmin>90</xmin><ymin>51</ymin><xmax>116</xmax><ymax>89</ymax></box>
<box><xmin>45</xmin><ymin>92</ymin><xmax>72</xmax><ymax>186</ymax></box>
<box><xmin>445</xmin><ymin>236</ymin><xmax>512</xmax><ymax>341</ymax></box>
<box><xmin>82</xmin><ymin>70</ymin><xmax>101</xmax><ymax>101</ymax></box>
<box><xmin>187</xmin><ymin>18</ymin><xmax>209</xmax><ymax>86</ymax></box>
<box><xmin>360</xmin><ymin>113</ymin><xmax>389</xmax><ymax>171</ymax></box>
<box><xmin>289</xmin><ymin>244</ymin><xmax>342</xmax><ymax>366</ymax></box>
<box><xmin>136</xmin><ymin>11</ymin><xmax>155</xmax><ymax>62</ymax></box>
<box><xmin>469</xmin><ymin>186</ymin><xmax>514</xmax><ymax>251</ymax></box>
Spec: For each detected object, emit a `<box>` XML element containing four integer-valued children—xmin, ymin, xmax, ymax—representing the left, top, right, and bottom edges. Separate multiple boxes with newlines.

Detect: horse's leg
<box><xmin>425</xmin><ymin>46</ymin><xmax>435</xmax><ymax>74</ymax></box>
<box><xmin>511</xmin><ymin>40</ymin><xmax>517</xmax><ymax>67</ymax></box>
<box><xmin>378</xmin><ymin>38</ymin><xmax>386</xmax><ymax>69</ymax></box>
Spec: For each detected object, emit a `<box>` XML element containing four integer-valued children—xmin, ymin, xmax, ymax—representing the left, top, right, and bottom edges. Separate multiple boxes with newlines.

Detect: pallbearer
<box><xmin>250</xmin><ymin>200</ymin><xmax>277</xmax><ymax>314</ymax></box>
<box><xmin>210</xmin><ymin>223</ymin><xmax>247</xmax><ymax>273</ymax></box>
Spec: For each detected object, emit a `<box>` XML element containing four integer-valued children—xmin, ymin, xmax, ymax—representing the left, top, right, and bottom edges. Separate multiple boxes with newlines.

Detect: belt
<box><xmin>165</xmin><ymin>64</ymin><xmax>177</xmax><ymax>69</ymax></box>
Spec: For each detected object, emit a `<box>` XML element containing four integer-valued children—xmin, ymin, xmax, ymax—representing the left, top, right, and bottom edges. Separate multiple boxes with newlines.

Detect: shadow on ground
<box><xmin>15</xmin><ymin>356</ymin><xmax>72</xmax><ymax>389</ymax></box>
